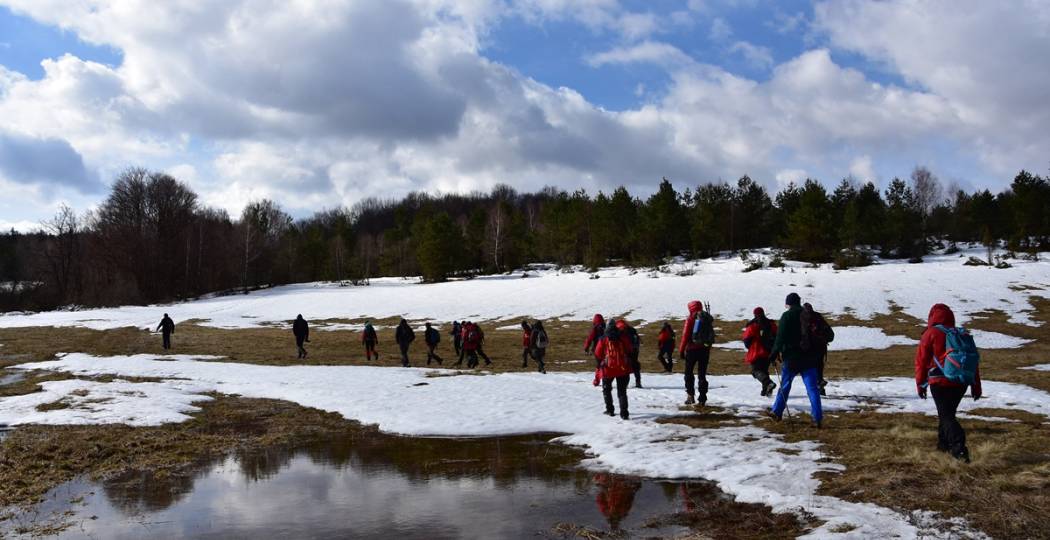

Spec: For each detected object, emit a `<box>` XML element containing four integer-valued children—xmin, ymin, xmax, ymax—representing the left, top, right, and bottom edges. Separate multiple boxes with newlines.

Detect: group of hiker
<box><xmin>153</xmin><ymin>291</ymin><xmax>982</xmax><ymax>463</ymax></box>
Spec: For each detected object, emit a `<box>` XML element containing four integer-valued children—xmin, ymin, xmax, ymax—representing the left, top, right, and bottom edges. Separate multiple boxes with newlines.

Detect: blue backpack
<box><xmin>932</xmin><ymin>325</ymin><xmax>980</xmax><ymax>385</ymax></box>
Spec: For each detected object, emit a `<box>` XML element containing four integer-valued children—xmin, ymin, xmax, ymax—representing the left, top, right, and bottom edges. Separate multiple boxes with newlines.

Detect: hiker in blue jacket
<box><xmin>768</xmin><ymin>293</ymin><xmax>824</xmax><ymax>428</ymax></box>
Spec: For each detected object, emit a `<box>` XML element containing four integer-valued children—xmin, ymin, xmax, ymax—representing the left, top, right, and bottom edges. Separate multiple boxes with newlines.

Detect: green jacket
<box><xmin>771</xmin><ymin>305</ymin><xmax>804</xmax><ymax>364</ymax></box>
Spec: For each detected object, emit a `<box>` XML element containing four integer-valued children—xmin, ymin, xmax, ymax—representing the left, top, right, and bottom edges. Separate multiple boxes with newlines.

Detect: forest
<box><xmin>0</xmin><ymin>166</ymin><xmax>1047</xmax><ymax>312</ymax></box>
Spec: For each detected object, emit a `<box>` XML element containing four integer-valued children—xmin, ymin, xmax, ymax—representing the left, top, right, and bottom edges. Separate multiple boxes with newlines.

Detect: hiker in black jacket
<box><xmin>424</xmin><ymin>322</ymin><xmax>443</xmax><ymax>365</ymax></box>
<box><xmin>802</xmin><ymin>303</ymin><xmax>835</xmax><ymax>396</ymax></box>
<box><xmin>293</xmin><ymin>314</ymin><xmax>310</xmax><ymax>359</ymax></box>
<box><xmin>450</xmin><ymin>321</ymin><xmax>463</xmax><ymax>356</ymax></box>
<box><xmin>623</xmin><ymin>321</ymin><xmax>643</xmax><ymax>388</ymax></box>
<box><xmin>362</xmin><ymin>321</ymin><xmax>379</xmax><ymax>361</ymax></box>
<box><xmin>156</xmin><ymin>313</ymin><xmax>176</xmax><ymax>350</ymax></box>
<box><xmin>395</xmin><ymin>319</ymin><xmax>415</xmax><ymax>367</ymax></box>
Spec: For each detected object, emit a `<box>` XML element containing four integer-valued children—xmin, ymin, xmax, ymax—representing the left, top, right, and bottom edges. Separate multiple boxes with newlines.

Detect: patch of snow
<box><xmin>966</xmin><ymin>329</ymin><xmax>1033</xmax><ymax>349</ymax></box>
<box><xmin>0</xmin><ymin>249</ymin><xmax>1046</xmax><ymax>331</ymax></box>
<box><xmin>716</xmin><ymin>326</ymin><xmax>918</xmax><ymax>351</ymax></box>
<box><xmin>1020</xmin><ymin>364</ymin><xmax>1050</xmax><ymax>372</ymax></box>
<box><xmin>5</xmin><ymin>354</ymin><xmax>1049</xmax><ymax>538</ymax></box>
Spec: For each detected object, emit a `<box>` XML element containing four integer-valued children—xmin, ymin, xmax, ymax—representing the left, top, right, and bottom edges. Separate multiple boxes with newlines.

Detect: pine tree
<box><xmin>415</xmin><ymin>212</ymin><xmax>463</xmax><ymax>282</ymax></box>
<box><xmin>783</xmin><ymin>180</ymin><xmax>834</xmax><ymax>262</ymax></box>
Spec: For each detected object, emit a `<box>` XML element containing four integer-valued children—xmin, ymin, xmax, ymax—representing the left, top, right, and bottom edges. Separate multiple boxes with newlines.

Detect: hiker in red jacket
<box><xmin>594</xmin><ymin>319</ymin><xmax>634</xmax><ymax>419</ymax></box>
<box><xmin>583</xmin><ymin>313</ymin><xmax>606</xmax><ymax>358</ymax></box>
<box><xmin>742</xmin><ymin>307</ymin><xmax>777</xmax><ymax>397</ymax></box>
<box><xmin>915</xmin><ymin>303</ymin><xmax>982</xmax><ymax>463</ymax></box>
<box><xmin>520</xmin><ymin>320</ymin><xmax>533</xmax><ymax>368</ymax></box>
<box><xmin>679</xmin><ymin>300</ymin><xmax>715</xmax><ymax>405</ymax></box>
<box><xmin>458</xmin><ymin>321</ymin><xmax>482</xmax><ymax>368</ymax></box>
<box><xmin>656</xmin><ymin>322</ymin><xmax>675</xmax><ymax>373</ymax></box>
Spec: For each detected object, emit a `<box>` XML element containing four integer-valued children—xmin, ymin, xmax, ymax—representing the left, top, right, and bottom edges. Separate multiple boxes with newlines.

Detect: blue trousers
<box><xmin>771</xmin><ymin>363</ymin><xmax>823</xmax><ymax>423</ymax></box>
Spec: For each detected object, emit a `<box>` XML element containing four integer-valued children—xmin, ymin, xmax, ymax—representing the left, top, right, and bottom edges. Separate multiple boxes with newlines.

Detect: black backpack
<box><xmin>689</xmin><ymin>311</ymin><xmax>715</xmax><ymax>346</ymax></box>
<box><xmin>800</xmin><ymin>307</ymin><xmax>834</xmax><ymax>353</ymax></box>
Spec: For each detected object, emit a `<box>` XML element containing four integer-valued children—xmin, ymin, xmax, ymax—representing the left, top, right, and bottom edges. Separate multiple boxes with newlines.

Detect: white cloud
<box><xmin>709</xmin><ymin>17</ymin><xmax>732</xmax><ymax>42</ymax></box>
<box><xmin>586</xmin><ymin>41</ymin><xmax>694</xmax><ymax>68</ymax></box>
<box><xmin>728</xmin><ymin>41</ymin><xmax>774</xmax><ymax>69</ymax></box>
<box><xmin>775</xmin><ymin>169</ymin><xmax>808</xmax><ymax>187</ymax></box>
<box><xmin>848</xmin><ymin>155</ymin><xmax>876</xmax><ymax>183</ymax></box>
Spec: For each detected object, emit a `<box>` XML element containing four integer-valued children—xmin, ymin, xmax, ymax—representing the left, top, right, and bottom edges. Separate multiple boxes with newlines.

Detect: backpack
<box><xmin>427</xmin><ymin>328</ymin><xmax>440</xmax><ymax>345</ymax></box>
<box><xmin>364</xmin><ymin>324</ymin><xmax>376</xmax><ymax>340</ymax></box>
<box><xmin>603</xmin><ymin>338</ymin><xmax>630</xmax><ymax>373</ymax></box>
<box><xmin>626</xmin><ymin>326</ymin><xmax>640</xmax><ymax>348</ymax></box>
<box><xmin>535</xmin><ymin>329</ymin><xmax>549</xmax><ymax>349</ymax></box>
<box><xmin>466</xmin><ymin>327</ymin><xmax>479</xmax><ymax>345</ymax></box>
<box><xmin>757</xmin><ymin>319</ymin><xmax>775</xmax><ymax>351</ymax></box>
<box><xmin>800</xmin><ymin>308</ymin><xmax>833</xmax><ymax>353</ymax></box>
<box><xmin>932</xmin><ymin>325</ymin><xmax>980</xmax><ymax>385</ymax></box>
<box><xmin>690</xmin><ymin>311</ymin><xmax>715</xmax><ymax>346</ymax></box>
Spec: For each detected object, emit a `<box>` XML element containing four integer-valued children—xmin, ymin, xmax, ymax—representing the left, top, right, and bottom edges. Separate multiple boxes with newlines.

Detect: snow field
<box><xmin>0</xmin><ymin>249</ymin><xmax>1046</xmax><ymax>334</ymax></box>
<box><xmin>4</xmin><ymin>353</ymin><xmax>1049</xmax><ymax>538</ymax></box>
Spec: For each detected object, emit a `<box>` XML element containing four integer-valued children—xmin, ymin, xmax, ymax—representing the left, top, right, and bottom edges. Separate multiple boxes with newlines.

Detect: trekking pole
<box><xmin>773</xmin><ymin>359</ymin><xmax>790</xmax><ymax>418</ymax></box>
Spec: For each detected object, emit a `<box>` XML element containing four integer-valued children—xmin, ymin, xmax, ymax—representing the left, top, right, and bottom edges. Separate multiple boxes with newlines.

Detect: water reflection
<box><xmin>7</xmin><ymin>433</ymin><xmax>762</xmax><ymax>539</ymax></box>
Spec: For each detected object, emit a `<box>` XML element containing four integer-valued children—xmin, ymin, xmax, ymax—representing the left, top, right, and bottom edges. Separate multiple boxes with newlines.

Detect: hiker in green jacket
<box><xmin>768</xmin><ymin>292</ymin><xmax>824</xmax><ymax>427</ymax></box>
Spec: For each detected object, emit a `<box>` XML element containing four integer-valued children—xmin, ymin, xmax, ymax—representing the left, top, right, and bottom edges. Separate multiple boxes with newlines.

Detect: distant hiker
<box><xmin>520</xmin><ymin>320</ymin><xmax>533</xmax><ymax>368</ymax></box>
<box><xmin>293</xmin><ymin>314</ymin><xmax>310</xmax><ymax>359</ymax></box>
<box><xmin>460</xmin><ymin>321</ymin><xmax>482</xmax><ymax>368</ymax></box>
<box><xmin>583</xmin><ymin>314</ymin><xmax>606</xmax><ymax>357</ymax></box>
<box><xmin>156</xmin><ymin>313</ymin><xmax>175</xmax><ymax>350</ymax></box>
<box><xmin>362</xmin><ymin>321</ymin><xmax>379</xmax><ymax>361</ymax></box>
<box><xmin>679</xmin><ymin>300</ymin><xmax>715</xmax><ymax>405</ymax></box>
<box><xmin>424</xmin><ymin>322</ymin><xmax>443</xmax><ymax>365</ymax></box>
<box><xmin>801</xmin><ymin>302</ymin><xmax>835</xmax><ymax>396</ymax></box>
<box><xmin>474</xmin><ymin>323</ymin><xmax>492</xmax><ymax>366</ymax></box>
<box><xmin>450</xmin><ymin>320</ymin><xmax>463</xmax><ymax>356</ymax></box>
<box><xmin>915</xmin><ymin>303</ymin><xmax>982</xmax><ymax>463</ymax></box>
<box><xmin>395</xmin><ymin>319</ymin><xmax>415</xmax><ymax>367</ymax></box>
<box><xmin>768</xmin><ymin>293</ymin><xmax>823</xmax><ymax>428</ymax></box>
<box><xmin>621</xmin><ymin>320</ymin><xmax>643</xmax><ymax>388</ymax></box>
<box><xmin>742</xmin><ymin>307</ymin><xmax>777</xmax><ymax>397</ymax></box>
<box><xmin>656</xmin><ymin>322</ymin><xmax>675</xmax><ymax>373</ymax></box>
<box><xmin>529</xmin><ymin>320</ymin><xmax>549</xmax><ymax>374</ymax></box>
<box><xmin>594</xmin><ymin>319</ymin><xmax>633</xmax><ymax>419</ymax></box>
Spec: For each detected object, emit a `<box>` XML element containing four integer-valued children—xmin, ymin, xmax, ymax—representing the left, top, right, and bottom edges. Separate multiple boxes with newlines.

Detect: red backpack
<box><xmin>601</xmin><ymin>337</ymin><xmax>631</xmax><ymax>378</ymax></box>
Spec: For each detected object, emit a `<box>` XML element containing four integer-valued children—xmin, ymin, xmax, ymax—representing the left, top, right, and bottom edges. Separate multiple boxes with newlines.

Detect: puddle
<box><xmin>1</xmin><ymin>434</ymin><xmax>727</xmax><ymax>539</ymax></box>
<box><xmin>0</xmin><ymin>369</ymin><xmax>26</xmax><ymax>387</ymax></box>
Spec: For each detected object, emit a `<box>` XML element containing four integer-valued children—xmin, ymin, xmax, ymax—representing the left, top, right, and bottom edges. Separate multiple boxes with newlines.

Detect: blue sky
<box><xmin>0</xmin><ymin>0</ymin><xmax>1047</xmax><ymax>228</ymax></box>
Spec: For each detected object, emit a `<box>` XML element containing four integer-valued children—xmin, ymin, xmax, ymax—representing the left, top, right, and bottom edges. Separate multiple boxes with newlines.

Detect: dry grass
<box><xmin>762</xmin><ymin>410</ymin><xmax>1050</xmax><ymax>539</ymax></box>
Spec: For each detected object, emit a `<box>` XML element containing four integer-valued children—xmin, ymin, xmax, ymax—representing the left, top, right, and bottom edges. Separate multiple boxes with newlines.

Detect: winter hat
<box><xmin>785</xmin><ymin>293</ymin><xmax>801</xmax><ymax>306</ymax></box>
<box><xmin>753</xmin><ymin>307</ymin><xmax>765</xmax><ymax>317</ymax></box>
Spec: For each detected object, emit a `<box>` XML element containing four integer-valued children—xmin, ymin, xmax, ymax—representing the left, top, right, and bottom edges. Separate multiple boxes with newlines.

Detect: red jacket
<box><xmin>594</xmin><ymin>332</ymin><xmax>634</xmax><ymax>378</ymax></box>
<box><xmin>657</xmin><ymin>327</ymin><xmax>674</xmax><ymax>350</ymax></box>
<box><xmin>462</xmin><ymin>323</ymin><xmax>481</xmax><ymax>351</ymax></box>
<box><xmin>742</xmin><ymin>318</ymin><xmax>777</xmax><ymax>364</ymax></box>
<box><xmin>584</xmin><ymin>314</ymin><xmax>605</xmax><ymax>351</ymax></box>
<box><xmin>522</xmin><ymin>328</ymin><xmax>532</xmax><ymax>348</ymax></box>
<box><xmin>915</xmin><ymin>304</ymin><xmax>982</xmax><ymax>394</ymax></box>
<box><xmin>679</xmin><ymin>300</ymin><xmax>707</xmax><ymax>355</ymax></box>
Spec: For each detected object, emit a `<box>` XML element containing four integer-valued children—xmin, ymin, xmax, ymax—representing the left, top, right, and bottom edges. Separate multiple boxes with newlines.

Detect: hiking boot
<box><xmin>697</xmin><ymin>397</ymin><xmax>707</xmax><ymax>407</ymax></box>
<box><xmin>620</xmin><ymin>413</ymin><xmax>630</xmax><ymax>420</ymax></box>
<box><xmin>684</xmin><ymin>395</ymin><xmax>695</xmax><ymax>405</ymax></box>
<box><xmin>764</xmin><ymin>409</ymin><xmax>782</xmax><ymax>422</ymax></box>
<box><xmin>604</xmin><ymin>410</ymin><xmax>615</xmax><ymax>417</ymax></box>
<box><xmin>813</xmin><ymin>420</ymin><xmax>822</xmax><ymax>429</ymax></box>
<box><xmin>765</xmin><ymin>382</ymin><xmax>777</xmax><ymax>397</ymax></box>
<box><xmin>635</xmin><ymin>383</ymin><xmax>643</xmax><ymax>389</ymax></box>
<box><xmin>819</xmin><ymin>379</ymin><xmax>828</xmax><ymax>397</ymax></box>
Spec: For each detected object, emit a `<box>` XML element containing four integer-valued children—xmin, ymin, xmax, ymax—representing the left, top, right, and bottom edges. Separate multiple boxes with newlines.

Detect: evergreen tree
<box><xmin>783</xmin><ymin>180</ymin><xmax>834</xmax><ymax>262</ymax></box>
<box><xmin>415</xmin><ymin>212</ymin><xmax>463</xmax><ymax>282</ymax></box>
<box><xmin>882</xmin><ymin>178</ymin><xmax>922</xmax><ymax>258</ymax></box>
<box><xmin>639</xmin><ymin>179</ymin><xmax>686</xmax><ymax>262</ymax></box>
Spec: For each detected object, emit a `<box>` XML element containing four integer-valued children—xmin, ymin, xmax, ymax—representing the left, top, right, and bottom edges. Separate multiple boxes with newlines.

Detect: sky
<box><xmin>0</xmin><ymin>0</ymin><xmax>1048</xmax><ymax>230</ymax></box>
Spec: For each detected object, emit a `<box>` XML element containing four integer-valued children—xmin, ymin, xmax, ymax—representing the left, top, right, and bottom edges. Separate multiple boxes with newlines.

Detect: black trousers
<box><xmin>427</xmin><ymin>344</ymin><xmax>443</xmax><ymax>365</ymax></box>
<box><xmin>522</xmin><ymin>347</ymin><xmax>531</xmax><ymax>366</ymax></box>
<box><xmin>751</xmin><ymin>357</ymin><xmax>773</xmax><ymax>388</ymax></box>
<box><xmin>477</xmin><ymin>346</ymin><xmax>491</xmax><ymax>365</ymax></box>
<box><xmin>931</xmin><ymin>384</ymin><xmax>967</xmax><ymax>455</ymax></box>
<box><xmin>295</xmin><ymin>336</ymin><xmax>307</xmax><ymax>358</ymax></box>
<box><xmin>532</xmin><ymin>348</ymin><xmax>546</xmax><ymax>372</ymax></box>
<box><xmin>398</xmin><ymin>342</ymin><xmax>410</xmax><ymax>366</ymax></box>
<box><xmin>162</xmin><ymin>332</ymin><xmax>172</xmax><ymax>350</ymax></box>
<box><xmin>602</xmin><ymin>375</ymin><xmax>630</xmax><ymax>418</ymax></box>
<box><xmin>364</xmin><ymin>340</ymin><xmax>377</xmax><ymax>360</ymax></box>
<box><xmin>657</xmin><ymin>347</ymin><xmax>673</xmax><ymax>372</ymax></box>
<box><xmin>453</xmin><ymin>337</ymin><xmax>462</xmax><ymax>356</ymax></box>
<box><xmin>629</xmin><ymin>350</ymin><xmax>642</xmax><ymax>386</ymax></box>
<box><xmin>684</xmin><ymin>347</ymin><xmax>710</xmax><ymax>399</ymax></box>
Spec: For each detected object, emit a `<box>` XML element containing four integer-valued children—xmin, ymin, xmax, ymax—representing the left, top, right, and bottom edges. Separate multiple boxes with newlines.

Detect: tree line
<box><xmin>0</xmin><ymin>166</ymin><xmax>1047</xmax><ymax>312</ymax></box>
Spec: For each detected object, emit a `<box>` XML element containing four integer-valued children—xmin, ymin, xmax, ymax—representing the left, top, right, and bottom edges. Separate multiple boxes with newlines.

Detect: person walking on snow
<box><xmin>915</xmin><ymin>303</ymin><xmax>982</xmax><ymax>463</ymax></box>
<box><xmin>362</xmin><ymin>321</ymin><xmax>379</xmax><ymax>361</ymax></box>
<box><xmin>460</xmin><ymin>321</ymin><xmax>482</xmax><ymax>368</ymax></box>
<box><xmin>395</xmin><ymin>319</ymin><xmax>415</xmax><ymax>367</ymax></box>
<box><xmin>293</xmin><ymin>314</ymin><xmax>310</xmax><ymax>359</ymax></box>
<box><xmin>156</xmin><ymin>313</ymin><xmax>176</xmax><ymax>350</ymax></box>
<box><xmin>802</xmin><ymin>302</ymin><xmax>835</xmax><ymax>396</ymax></box>
<box><xmin>450</xmin><ymin>320</ymin><xmax>463</xmax><ymax>357</ymax></box>
<box><xmin>656</xmin><ymin>322</ymin><xmax>675</xmax><ymax>373</ymax></box>
<box><xmin>583</xmin><ymin>314</ymin><xmax>606</xmax><ymax>359</ymax></box>
<box><xmin>768</xmin><ymin>293</ymin><xmax>823</xmax><ymax>427</ymax></box>
<box><xmin>742</xmin><ymin>307</ymin><xmax>777</xmax><ymax>397</ymax></box>
<box><xmin>520</xmin><ymin>320</ymin><xmax>533</xmax><ymax>368</ymax></box>
<box><xmin>424</xmin><ymin>322</ymin><xmax>443</xmax><ymax>365</ymax></box>
<box><xmin>474</xmin><ymin>323</ymin><xmax>493</xmax><ymax>366</ymax></box>
<box><xmin>529</xmin><ymin>320</ymin><xmax>549</xmax><ymax>374</ymax></box>
<box><xmin>594</xmin><ymin>319</ymin><xmax>634</xmax><ymax>419</ymax></box>
<box><xmin>621</xmin><ymin>320</ymin><xmax>643</xmax><ymax>388</ymax></box>
<box><xmin>679</xmin><ymin>300</ymin><xmax>715</xmax><ymax>405</ymax></box>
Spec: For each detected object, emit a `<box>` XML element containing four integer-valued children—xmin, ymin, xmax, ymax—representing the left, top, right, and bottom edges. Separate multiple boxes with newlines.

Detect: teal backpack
<box><xmin>932</xmin><ymin>325</ymin><xmax>980</xmax><ymax>385</ymax></box>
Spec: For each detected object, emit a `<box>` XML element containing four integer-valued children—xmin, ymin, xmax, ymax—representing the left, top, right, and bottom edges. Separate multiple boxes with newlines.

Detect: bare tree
<box><xmin>41</xmin><ymin>205</ymin><xmax>82</xmax><ymax>305</ymax></box>
<box><xmin>911</xmin><ymin>166</ymin><xmax>942</xmax><ymax>224</ymax></box>
<box><xmin>240</xmin><ymin>199</ymin><xmax>291</xmax><ymax>292</ymax></box>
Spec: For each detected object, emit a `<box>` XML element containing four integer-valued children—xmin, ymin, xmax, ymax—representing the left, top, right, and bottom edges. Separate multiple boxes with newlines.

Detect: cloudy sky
<box><xmin>0</xmin><ymin>0</ymin><xmax>1048</xmax><ymax>230</ymax></box>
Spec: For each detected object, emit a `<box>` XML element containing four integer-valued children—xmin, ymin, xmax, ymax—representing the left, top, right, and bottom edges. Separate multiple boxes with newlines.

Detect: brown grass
<box><xmin>762</xmin><ymin>410</ymin><xmax>1050</xmax><ymax>539</ymax></box>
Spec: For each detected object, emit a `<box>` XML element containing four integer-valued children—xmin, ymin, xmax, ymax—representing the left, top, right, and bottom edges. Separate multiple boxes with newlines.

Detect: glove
<box><xmin>917</xmin><ymin>386</ymin><xmax>927</xmax><ymax>400</ymax></box>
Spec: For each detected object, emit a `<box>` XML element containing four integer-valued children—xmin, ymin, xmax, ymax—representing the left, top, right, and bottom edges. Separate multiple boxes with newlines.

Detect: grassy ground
<box><xmin>0</xmin><ymin>296</ymin><xmax>1047</xmax><ymax>538</ymax></box>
